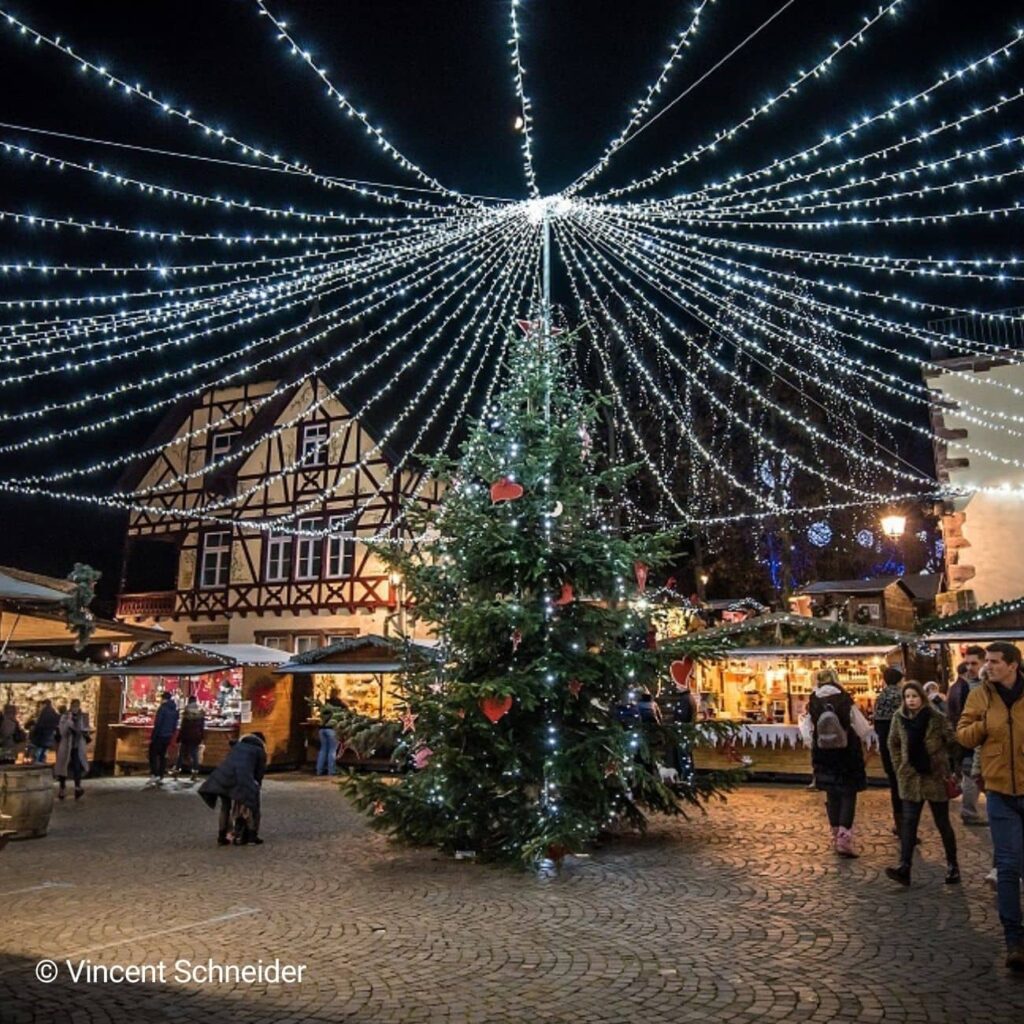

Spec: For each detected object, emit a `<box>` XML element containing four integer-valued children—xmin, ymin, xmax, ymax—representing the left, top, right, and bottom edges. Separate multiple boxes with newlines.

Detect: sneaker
<box><xmin>885</xmin><ymin>864</ymin><xmax>911</xmax><ymax>886</ymax></box>
<box><xmin>835</xmin><ymin>827</ymin><xmax>858</xmax><ymax>858</ymax></box>
<box><xmin>1005</xmin><ymin>947</ymin><xmax>1024</xmax><ymax>973</ymax></box>
<box><xmin>985</xmin><ymin>867</ymin><xmax>998</xmax><ymax>890</ymax></box>
<box><xmin>961</xmin><ymin>815</ymin><xmax>987</xmax><ymax>827</ymax></box>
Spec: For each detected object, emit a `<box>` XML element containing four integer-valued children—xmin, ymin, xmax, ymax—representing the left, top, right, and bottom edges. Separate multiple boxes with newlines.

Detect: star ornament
<box><xmin>401</xmin><ymin>710</ymin><xmax>418</xmax><ymax>734</ymax></box>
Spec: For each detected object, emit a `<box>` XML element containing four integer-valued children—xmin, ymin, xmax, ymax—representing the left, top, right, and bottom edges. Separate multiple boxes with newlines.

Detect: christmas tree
<box><xmin>345</xmin><ymin>323</ymin><xmax>735</xmax><ymax>864</ymax></box>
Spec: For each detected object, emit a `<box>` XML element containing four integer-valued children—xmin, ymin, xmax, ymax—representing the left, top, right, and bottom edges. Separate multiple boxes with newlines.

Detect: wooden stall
<box><xmin>102</xmin><ymin>642</ymin><xmax>296</xmax><ymax>772</ymax></box>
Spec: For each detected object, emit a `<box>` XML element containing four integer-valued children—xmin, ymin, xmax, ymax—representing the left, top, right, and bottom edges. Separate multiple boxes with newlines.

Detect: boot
<box><xmin>835</xmin><ymin>826</ymin><xmax>858</xmax><ymax>858</ymax></box>
<box><xmin>886</xmin><ymin>863</ymin><xmax>911</xmax><ymax>886</ymax></box>
<box><xmin>74</xmin><ymin>787</ymin><xmax>84</xmax><ymax>801</ymax></box>
<box><xmin>945</xmin><ymin>863</ymin><xmax>961</xmax><ymax>885</ymax></box>
<box><xmin>57</xmin><ymin>782</ymin><xmax>66</xmax><ymax>801</ymax></box>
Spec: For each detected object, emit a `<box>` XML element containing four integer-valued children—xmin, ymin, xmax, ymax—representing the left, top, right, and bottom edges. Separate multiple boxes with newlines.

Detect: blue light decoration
<box><xmin>807</xmin><ymin>521</ymin><xmax>832</xmax><ymax>547</ymax></box>
<box><xmin>856</xmin><ymin>529</ymin><xmax>874</xmax><ymax>548</ymax></box>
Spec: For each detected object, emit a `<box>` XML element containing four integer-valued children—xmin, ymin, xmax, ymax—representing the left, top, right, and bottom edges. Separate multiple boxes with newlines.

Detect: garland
<box><xmin>919</xmin><ymin>594</ymin><xmax>1024</xmax><ymax>634</ymax></box>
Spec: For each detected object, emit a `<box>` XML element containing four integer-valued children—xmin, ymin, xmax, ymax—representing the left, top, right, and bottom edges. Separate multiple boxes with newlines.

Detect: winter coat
<box><xmin>800</xmin><ymin>684</ymin><xmax>870</xmax><ymax>792</ymax></box>
<box><xmin>152</xmin><ymin>699</ymin><xmax>179</xmax><ymax>739</ymax></box>
<box><xmin>887</xmin><ymin>705</ymin><xmax>957</xmax><ymax>803</ymax></box>
<box><xmin>178</xmin><ymin>706</ymin><xmax>206</xmax><ymax>745</ymax></box>
<box><xmin>956</xmin><ymin>672</ymin><xmax>1024</xmax><ymax>796</ymax></box>
<box><xmin>199</xmin><ymin>734</ymin><xmax>266</xmax><ymax>813</ymax></box>
<box><xmin>29</xmin><ymin>705</ymin><xmax>61</xmax><ymax>749</ymax></box>
<box><xmin>55</xmin><ymin>712</ymin><xmax>91</xmax><ymax>777</ymax></box>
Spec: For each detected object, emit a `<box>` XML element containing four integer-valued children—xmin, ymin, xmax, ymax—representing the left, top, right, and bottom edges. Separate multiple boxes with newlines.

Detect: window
<box><xmin>199</xmin><ymin>530</ymin><xmax>231</xmax><ymax>588</ymax></box>
<box><xmin>864</xmin><ymin>602</ymin><xmax>881</xmax><ymax>621</ymax></box>
<box><xmin>326</xmin><ymin>517</ymin><xmax>355</xmax><ymax>578</ymax></box>
<box><xmin>265</xmin><ymin>534</ymin><xmax>293</xmax><ymax>582</ymax></box>
<box><xmin>209</xmin><ymin>429</ymin><xmax>241</xmax><ymax>463</ymax></box>
<box><xmin>261</xmin><ymin>635</ymin><xmax>292</xmax><ymax>652</ymax></box>
<box><xmin>295</xmin><ymin>517</ymin><xmax>322</xmax><ymax>580</ymax></box>
<box><xmin>295</xmin><ymin>634</ymin><xmax>321</xmax><ymax>655</ymax></box>
<box><xmin>299</xmin><ymin>422</ymin><xmax>329</xmax><ymax>467</ymax></box>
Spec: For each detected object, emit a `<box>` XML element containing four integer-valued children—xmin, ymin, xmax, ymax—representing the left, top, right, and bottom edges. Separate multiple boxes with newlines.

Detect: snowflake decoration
<box><xmin>807</xmin><ymin>522</ymin><xmax>832</xmax><ymax>548</ymax></box>
<box><xmin>856</xmin><ymin>529</ymin><xmax>874</xmax><ymax>548</ymax></box>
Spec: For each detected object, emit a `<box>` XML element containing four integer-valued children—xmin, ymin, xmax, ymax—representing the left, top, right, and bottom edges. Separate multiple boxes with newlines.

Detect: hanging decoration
<box><xmin>479</xmin><ymin>694</ymin><xmax>514</xmax><ymax>724</ymax></box>
<box><xmin>490</xmin><ymin>477</ymin><xmax>525</xmax><ymax>503</ymax></box>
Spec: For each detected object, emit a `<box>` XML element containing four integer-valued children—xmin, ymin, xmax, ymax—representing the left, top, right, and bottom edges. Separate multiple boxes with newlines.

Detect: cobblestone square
<box><xmin>1</xmin><ymin>777</ymin><xmax>1021</xmax><ymax>1023</ymax></box>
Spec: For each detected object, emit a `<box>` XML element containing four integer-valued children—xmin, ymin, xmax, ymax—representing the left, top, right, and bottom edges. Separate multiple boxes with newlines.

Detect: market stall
<box><xmin>277</xmin><ymin>635</ymin><xmax>440</xmax><ymax>770</ymax></box>
<box><xmin>102</xmin><ymin>642</ymin><xmax>293</xmax><ymax>772</ymax></box>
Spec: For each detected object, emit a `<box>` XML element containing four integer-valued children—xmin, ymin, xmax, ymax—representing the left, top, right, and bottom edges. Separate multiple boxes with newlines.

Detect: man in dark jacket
<box><xmin>198</xmin><ymin>732</ymin><xmax>267</xmax><ymax>845</ymax></box>
<box><xmin>147</xmin><ymin>691</ymin><xmax>179</xmax><ymax>787</ymax></box>
<box><xmin>29</xmin><ymin>699</ymin><xmax>61</xmax><ymax>764</ymax></box>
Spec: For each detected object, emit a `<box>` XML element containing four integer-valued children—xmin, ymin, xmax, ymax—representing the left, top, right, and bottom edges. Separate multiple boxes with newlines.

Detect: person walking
<box><xmin>147</xmin><ymin>691</ymin><xmax>179</xmax><ymax>787</ymax></box>
<box><xmin>198</xmin><ymin>732</ymin><xmax>267</xmax><ymax>845</ymax></box>
<box><xmin>957</xmin><ymin>641</ymin><xmax>1024</xmax><ymax>973</ymax></box>
<box><xmin>923</xmin><ymin>681</ymin><xmax>947</xmax><ymax>715</ymax></box>
<box><xmin>884</xmin><ymin>680</ymin><xmax>960</xmax><ymax>887</ymax></box>
<box><xmin>175</xmin><ymin>696</ymin><xmax>206</xmax><ymax>781</ymax></box>
<box><xmin>799</xmin><ymin>668</ymin><xmax>872</xmax><ymax>857</ymax></box>
<box><xmin>948</xmin><ymin>646</ymin><xmax>986</xmax><ymax>825</ymax></box>
<box><xmin>872</xmin><ymin>666</ymin><xmax>905</xmax><ymax>837</ymax></box>
<box><xmin>29</xmin><ymin>699</ymin><xmax>61</xmax><ymax>764</ymax></box>
<box><xmin>54</xmin><ymin>699</ymin><xmax>91</xmax><ymax>800</ymax></box>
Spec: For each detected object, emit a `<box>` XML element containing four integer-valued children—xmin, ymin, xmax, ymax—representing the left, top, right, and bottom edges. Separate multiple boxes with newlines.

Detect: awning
<box><xmin>720</xmin><ymin>645</ymin><xmax>897</xmax><ymax>659</ymax></box>
<box><xmin>922</xmin><ymin>630</ymin><xmax>1024</xmax><ymax>643</ymax></box>
<box><xmin>280</xmin><ymin>660</ymin><xmax>404</xmax><ymax>675</ymax></box>
<box><xmin>101</xmin><ymin>641</ymin><xmax>290</xmax><ymax>676</ymax></box>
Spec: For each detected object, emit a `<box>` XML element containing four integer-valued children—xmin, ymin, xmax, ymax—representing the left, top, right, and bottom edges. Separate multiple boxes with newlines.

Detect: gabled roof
<box><xmin>896</xmin><ymin>573</ymin><xmax>943</xmax><ymax>602</ymax></box>
<box><xmin>0</xmin><ymin>565</ymin><xmax>75</xmax><ymax>604</ymax></box>
<box><xmin>798</xmin><ymin>577</ymin><xmax>897</xmax><ymax>595</ymax></box>
<box><xmin>104</xmin><ymin>641</ymin><xmax>289</xmax><ymax>676</ymax></box>
<box><xmin>277</xmin><ymin>634</ymin><xmax>440</xmax><ymax>675</ymax></box>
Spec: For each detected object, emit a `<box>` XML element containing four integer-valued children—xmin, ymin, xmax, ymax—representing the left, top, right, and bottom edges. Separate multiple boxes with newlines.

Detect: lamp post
<box><xmin>881</xmin><ymin>513</ymin><xmax>906</xmax><ymax>575</ymax></box>
<box><xmin>697</xmin><ymin>571</ymin><xmax>709</xmax><ymax>603</ymax></box>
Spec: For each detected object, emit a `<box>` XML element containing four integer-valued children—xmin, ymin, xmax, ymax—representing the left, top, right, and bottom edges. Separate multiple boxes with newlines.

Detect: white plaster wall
<box><xmin>929</xmin><ymin>362</ymin><xmax>1024</xmax><ymax>605</ymax></box>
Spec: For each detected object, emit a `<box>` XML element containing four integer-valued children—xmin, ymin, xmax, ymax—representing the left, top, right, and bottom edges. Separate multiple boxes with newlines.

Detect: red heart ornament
<box><xmin>490</xmin><ymin>477</ymin><xmax>524</xmax><ymax>503</ymax></box>
<box><xmin>634</xmin><ymin>561</ymin><xmax>649</xmax><ymax>593</ymax></box>
<box><xmin>670</xmin><ymin>657</ymin><xmax>695</xmax><ymax>689</ymax></box>
<box><xmin>554</xmin><ymin>582</ymin><xmax>574</xmax><ymax>606</ymax></box>
<box><xmin>479</xmin><ymin>694</ymin><xmax>513</xmax><ymax>724</ymax></box>
<box><xmin>568</xmin><ymin>679</ymin><xmax>583</xmax><ymax>698</ymax></box>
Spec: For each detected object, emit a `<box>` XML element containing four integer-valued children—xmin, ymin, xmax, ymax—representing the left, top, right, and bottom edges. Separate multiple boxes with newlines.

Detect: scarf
<box><xmin>996</xmin><ymin>672</ymin><xmax>1024</xmax><ymax>710</ymax></box>
<box><xmin>901</xmin><ymin>708</ymin><xmax>932</xmax><ymax>774</ymax></box>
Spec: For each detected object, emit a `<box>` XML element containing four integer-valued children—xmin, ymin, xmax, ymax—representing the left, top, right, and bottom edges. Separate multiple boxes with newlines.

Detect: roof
<box><xmin>104</xmin><ymin>641</ymin><xmax>289</xmax><ymax>676</ymax></box>
<box><xmin>0</xmin><ymin>608</ymin><xmax>168</xmax><ymax>647</ymax></box>
<box><xmin>896</xmin><ymin>573</ymin><xmax>943</xmax><ymax>602</ymax></box>
<box><xmin>0</xmin><ymin>566</ymin><xmax>75</xmax><ymax>604</ymax></box>
<box><xmin>0</xmin><ymin>648</ymin><xmax>94</xmax><ymax>682</ymax></box>
<box><xmin>718</xmin><ymin>646</ymin><xmax>896</xmax><ymax>659</ymax></box>
<box><xmin>922</xmin><ymin>630</ymin><xmax>1024</xmax><ymax>643</ymax></box>
<box><xmin>798</xmin><ymin>577</ymin><xmax>897</xmax><ymax>595</ymax></box>
<box><xmin>700</xmin><ymin>612</ymin><xmax>917</xmax><ymax>645</ymax></box>
<box><xmin>277</xmin><ymin>634</ymin><xmax>440</xmax><ymax>675</ymax></box>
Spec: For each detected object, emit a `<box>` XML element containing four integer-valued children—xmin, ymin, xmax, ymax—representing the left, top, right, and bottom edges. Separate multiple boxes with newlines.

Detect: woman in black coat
<box><xmin>198</xmin><ymin>732</ymin><xmax>267</xmax><ymax>845</ymax></box>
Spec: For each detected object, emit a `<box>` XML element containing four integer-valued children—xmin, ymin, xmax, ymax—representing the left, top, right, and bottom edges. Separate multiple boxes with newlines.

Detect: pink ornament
<box><xmin>634</xmin><ymin>561</ymin><xmax>649</xmax><ymax>593</ymax></box>
<box><xmin>412</xmin><ymin>746</ymin><xmax>434</xmax><ymax>770</ymax></box>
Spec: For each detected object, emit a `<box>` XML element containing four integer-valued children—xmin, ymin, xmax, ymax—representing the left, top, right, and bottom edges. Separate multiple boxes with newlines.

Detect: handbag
<box><xmin>944</xmin><ymin>775</ymin><xmax>962</xmax><ymax>800</ymax></box>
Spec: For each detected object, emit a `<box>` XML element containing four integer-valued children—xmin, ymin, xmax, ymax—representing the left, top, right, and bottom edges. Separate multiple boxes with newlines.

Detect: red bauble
<box><xmin>554</xmin><ymin>582</ymin><xmax>574</xmax><ymax>606</ymax></box>
<box><xmin>490</xmin><ymin>477</ymin><xmax>524</xmax><ymax>503</ymax></box>
<box><xmin>479</xmin><ymin>694</ymin><xmax>513</xmax><ymax>723</ymax></box>
<box><xmin>670</xmin><ymin>657</ymin><xmax>695</xmax><ymax>690</ymax></box>
<box><xmin>568</xmin><ymin>679</ymin><xmax>583</xmax><ymax>698</ymax></box>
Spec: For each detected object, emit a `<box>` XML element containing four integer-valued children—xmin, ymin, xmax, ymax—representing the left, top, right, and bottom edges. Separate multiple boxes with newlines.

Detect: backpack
<box><xmin>815</xmin><ymin>704</ymin><xmax>848</xmax><ymax>750</ymax></box>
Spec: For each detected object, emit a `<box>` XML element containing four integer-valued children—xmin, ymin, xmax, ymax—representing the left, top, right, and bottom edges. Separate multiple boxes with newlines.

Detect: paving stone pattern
<box><xmin>0</xmin><ymin>777</ymin><xmax>1021</xmax><ymax>1023</ymax></box>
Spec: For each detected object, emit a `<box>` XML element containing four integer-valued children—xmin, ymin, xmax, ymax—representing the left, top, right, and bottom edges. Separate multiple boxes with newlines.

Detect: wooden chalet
<box><xmin>115</xmin><ymin>371</ymin><xmax>441</xmax><ymax>653</ymax></box>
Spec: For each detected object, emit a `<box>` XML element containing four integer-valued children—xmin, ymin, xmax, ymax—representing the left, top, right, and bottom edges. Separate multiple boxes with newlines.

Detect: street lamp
<box><xmin>881</xmin><ymin>514</ymin><xmax>906</xmax><ymax>540</ymax></box>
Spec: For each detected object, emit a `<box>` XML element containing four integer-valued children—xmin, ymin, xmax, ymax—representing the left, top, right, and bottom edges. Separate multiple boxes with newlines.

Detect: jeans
<box><xmin>317</xmin><ymin>728</ymin><xmax>339</xmax><ymax>776</ymax></box>
<box><xmin>900</xmin><ymin>799</ymin><xmax>958</xmax><ymax>868</ymax></box>
<box><xmin>959</xmin><ymin>756</ymin><xmax>982</xmax><ymax>820</ymax></box>
<box><xmin>987</xmin><ymin>791</ymin><xmax>1024</xmax><ymax>949</ymax></box>
<box><xmin>176</xmin><ymin>742</ymin><xmax>201</xmax><ymax>774</ymax></box>
<box><xmin>825</xmin><ymin>788</ymin><xmax>857</xmax><ymax>829</ymax></box>
<box><xmin>148</xmin><ymin>735</ymin><xmax>172</xmax><ymax>778</ymax></box>
<box><xmin>33</xmin><ymin>744</ymin><xmax>49</xmax><ymax>764</ymax></box>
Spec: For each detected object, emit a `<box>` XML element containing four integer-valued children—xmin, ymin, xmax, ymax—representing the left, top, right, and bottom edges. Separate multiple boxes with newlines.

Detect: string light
<box><xmin>508</xmin><ymin>0</ymin><xmax>540</xmax><ymax>198</ymax></box>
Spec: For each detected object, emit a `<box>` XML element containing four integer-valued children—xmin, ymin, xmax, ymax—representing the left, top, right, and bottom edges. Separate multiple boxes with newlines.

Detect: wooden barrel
<box><xmin>0</xmin><ymin>764</ymin><xmax>55</xmax><ymax>840</ymax></box>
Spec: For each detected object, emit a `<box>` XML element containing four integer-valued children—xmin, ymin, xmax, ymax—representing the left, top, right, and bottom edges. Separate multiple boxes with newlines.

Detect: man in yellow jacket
<box><xmin>956</xmin><ymin>641</ymin><xmax>1024</xmax><ymax>972</ymax></box>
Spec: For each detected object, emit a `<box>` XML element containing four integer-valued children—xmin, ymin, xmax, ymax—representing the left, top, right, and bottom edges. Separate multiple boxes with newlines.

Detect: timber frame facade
<box><xmin>116</xmin><ymin>376</ymin><xmax>441</xmax><ymax>648</ymax></box>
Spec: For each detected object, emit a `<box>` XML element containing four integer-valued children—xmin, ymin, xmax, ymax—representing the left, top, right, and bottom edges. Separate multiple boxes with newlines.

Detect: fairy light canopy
<box><xmin>0</xmin><ymin>0</ymin><xmax>1020</xmax><ymax>561</ymax></box>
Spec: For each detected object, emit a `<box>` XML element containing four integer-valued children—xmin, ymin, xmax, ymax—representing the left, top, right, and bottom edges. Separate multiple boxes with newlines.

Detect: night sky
<box><xmin>0</xmin><ymin>0</ymin><xmax>1017</xmax><ymax>607</ymax></box>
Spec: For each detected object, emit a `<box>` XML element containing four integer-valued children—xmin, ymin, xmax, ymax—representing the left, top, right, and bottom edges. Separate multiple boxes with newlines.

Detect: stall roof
<box><xmin>276</xmin><ymin>634</ymin><xmax>440</xmax><ymax>676</ymax></box>
<box><xmin>922</xmin><ymin>630</ymin><xmax>1024</xmax><ymax>643</ymax></box>
<box><xmin>701</xmin><ymin>611</ymin><xmax>917</xmax><ymax>645</ymax></box>
<box><xmin>0</xmin><ymin>607</ymin><xmax>168</xmax><ymax>647</ymax></box>
<box><xmin>103</xmin><ymin>641</ymin><xmax>289</xmax><ymax>676</ymax></box>
<box><xmin>722</xmin><ymin>645</ymin><xmax>896</xmax><ymax>659</ymax></box>
<box><xmin>0</xmin><ymin>648</ymin><xmax>94</xmax><ymax>682</ymax></box>
<box><xmin>798</xmin><ymin>577</ymin><xmax>897</xmax><ymax>595</ymax></box>
<box><xmin>0</xmin><ymin>567</ymin><xmax>72</xmax><ymax>604</ymax></box>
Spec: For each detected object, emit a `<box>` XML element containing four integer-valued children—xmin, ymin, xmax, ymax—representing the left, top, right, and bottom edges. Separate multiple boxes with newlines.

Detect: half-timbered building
<box><xmin>115</xmin><ymin>374</ymin><xmax>441</xmax><ymax>652</ymax></box>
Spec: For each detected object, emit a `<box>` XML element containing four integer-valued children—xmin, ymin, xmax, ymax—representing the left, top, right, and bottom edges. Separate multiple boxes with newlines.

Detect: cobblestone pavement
<box><xmin>1</xmin><ymin>777</ymin><xmax>1021</xmax><ymax>1023</ymax></box>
